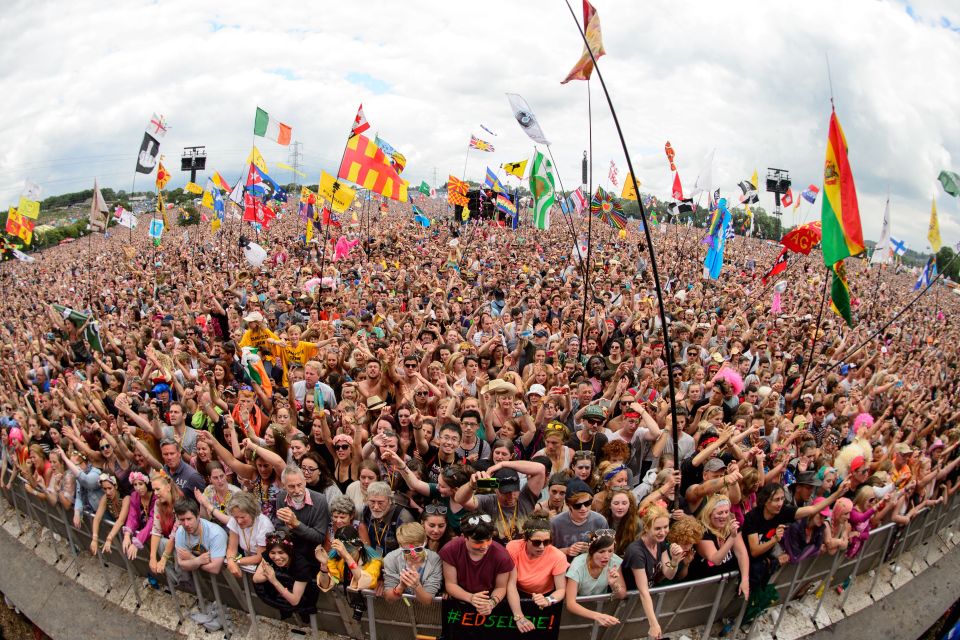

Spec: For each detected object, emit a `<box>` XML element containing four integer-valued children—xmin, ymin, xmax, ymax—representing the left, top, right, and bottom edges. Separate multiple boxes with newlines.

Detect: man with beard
<box><xmin>271</xmin><ymin>464</ymin><xmax>329</xmax><ymax>572</ymax></box>
<box><xmin>359</xmin><ymin>481</ymin><xmax>414</xmax><ymax>556</ymax></box>
<box><xmin>357</xmin><ymin>358</ymin><xmax>399</xmax><ymax>405</ymax></box>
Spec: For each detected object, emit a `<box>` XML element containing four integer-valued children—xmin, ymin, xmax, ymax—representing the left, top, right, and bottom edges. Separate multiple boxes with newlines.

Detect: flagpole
<box><xmin>545</xmin><ymin>146</ymin><xmax>587</xmax><ymax>275</ymax></box>
<box><xmin>798</xmin><ymin>272</ymin><xmax>829</xmax><ymax>394</ymax></box>
<box><xmin>564</xmin><ymin>0</ymin><xmax>681</xmax><ymax>490</ymax></box>
<box><xmin>578</xmin><ymin>80</ymin><xmax>595</xmax><ymax>352</ymax></box>
<box><xmin>462</xmin><ymin>143</ymin><xmax>472</xmax><ymax>182</ymax></box>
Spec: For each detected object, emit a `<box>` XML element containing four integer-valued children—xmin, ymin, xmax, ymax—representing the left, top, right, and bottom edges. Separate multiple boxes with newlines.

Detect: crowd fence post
<box><xmin>163</xmin><ymin>567</ymin><xmax>186</xmax><ymax>623</ymax></box>
<box><xmin>4</xmin><ymin>480</ymin><xmax>25</xmax><ymax>536</ymax></box>
<box><xmin>869</xmin><ymin>524</ymin><xmax>898</xmax><ymax>597</ymax></box>
<box><xmin>771</xmin><ymin>557</ymin><xmax>812</xmax><ymax>639</ymax></box>
<box><xmin>909</xmin><ymin>507</ymin><xmax>933</xmax><ymax>573</ymax></box>
<box><xmin>53</xmin><ymin>501</ymin><xmax>78</xmax><ymax>559</ymax></box>
<box><xmin>607</xmin><ymin>591</ymin><xmax>639</xmax><ymax>640</ymax></box>
<box><xmin>119</xmin><ymin>549</ymin><xmax>144</xmax><ymax>607</ymax></box>
<box><xmin>365</xmin><ymin>591</ymin><xmax>378</xmax><ymax>640</ymax></box>
<box><xmin>587</xmin><ymin>599</ymin><xmax>603</xmax><ymax>640</ymax></box>
<box><xmin>810</xmin><ymin>550</ymin><xmax>843</xmax><ymax>625</ymax></box>
<box><xmin>400</xmin><ymin>594</ymin><xmax>421</xmax><ymax>638</ymax></box>
<box><xmin>699</xmin><ymin>573</ymin><xmax>729</xmax><ymax>640</ymax></box>
<box><xmin>235</xmin><ymin>571</ymin><xmax>260</xmax><ymax>639</ymax></box>
<box><xmin>888</xmin><ymin>516</ymin><xmax>914</xmax><ymax>581</ymax></box>
<box><xmin>206</xmin><ymin>571</ymin><xmax>233</xmax><ymax>637</ymax></box>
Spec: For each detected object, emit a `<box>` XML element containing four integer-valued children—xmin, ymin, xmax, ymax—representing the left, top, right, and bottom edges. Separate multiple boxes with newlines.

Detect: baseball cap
<box><xmin>812</xmin><ymin>496</ymin><xmax>832</xmax><ymax>518</ymax></box>
<box><xmin>493</xmin><ymin>469</ymin><xmax>521</xmax><ymax>493</ymax></box>
<box><xmin>704</xmin><ymin>458</ymin><xmax>725</xmax><ymax>473</ymax></box>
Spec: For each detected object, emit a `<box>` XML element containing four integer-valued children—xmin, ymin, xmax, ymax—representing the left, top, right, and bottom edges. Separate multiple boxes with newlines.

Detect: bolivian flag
<box><xmin>821</xmin><ymin>110</ymin><xmax>864</xmax><ymax>266</ymax></box>
<box><xmin>829</xmin><ymin>260</ymin><xmax>853</xmax><ymax>326</ymax></box>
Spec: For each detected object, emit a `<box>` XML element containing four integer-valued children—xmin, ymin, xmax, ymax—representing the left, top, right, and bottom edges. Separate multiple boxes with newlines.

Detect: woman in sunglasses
<box><xmin>422</xmin><ymin>503</ymin><xmax>454</xmax><ymax>552</ymax></box>
<box><xmin>564</xmin><ymin>530</ymin><xmax>626</xmax><ymax>626</ymax></box>
<box><xmin>505</xmin><ymin>517</ymin><xmax>568</xmax><ymax>632</ymax></box>
<box><xmin>383</xmin><ymin>522</ymin><xmax>443</xmax><ymax>605</ymax></box>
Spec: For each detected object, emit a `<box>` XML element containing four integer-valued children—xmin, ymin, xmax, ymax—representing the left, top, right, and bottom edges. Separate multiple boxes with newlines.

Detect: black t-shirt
<box><xmin>687</xmin><ymin>529</ymin><xmax>738</xmax><ymax>580</ymax></box>
<box><xmin>566</xmin><ymin>432</ymin><xmax>608</xmax><ymax>457</ymax></box>
<box><xmin>742</xmin><ymin>505</ymin><xmax>797</xmax><ymax>558</ymax></box>
<box><xmin>622</xmin><ymin>539</ymin><xmax>669</xmax><ymax>591</ymax></box>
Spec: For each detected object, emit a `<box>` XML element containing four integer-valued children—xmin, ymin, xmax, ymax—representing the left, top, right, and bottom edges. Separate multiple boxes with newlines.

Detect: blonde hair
<box><xmin>396</xmin><ymin>522</ymin><xmax>426</xmax><ymax>546</ymax></box>
<box><xmin>699</xmin><ymin>494</ymin><xmax>735</xmax><ymax>538</ymax></box>
<box><xmin>640</xmin><ymin>503</ymin><xmax>670</xmax><ymax>533</ymax></box>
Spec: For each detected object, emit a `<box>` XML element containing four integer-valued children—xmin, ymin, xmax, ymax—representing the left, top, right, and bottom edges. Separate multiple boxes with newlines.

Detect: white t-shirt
<box><xmin>226</xmin><ymin>514</ymin><xmax>275</xmax><ymax>572</ymax></box>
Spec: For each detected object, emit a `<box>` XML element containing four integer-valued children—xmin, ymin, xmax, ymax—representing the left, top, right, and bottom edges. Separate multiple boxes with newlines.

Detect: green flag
<box><xmin>51</xmin><ymin>304</ymin><xmax>104</xmax><ymax>352</ymax></box>
<box><xmin>529</xmin><ymin>151</ymin><xmax>555</xmax><ymax>230</ymax></box>
<box><xmin>418</xmin><ymin>181</ymin><xmax>430</xmax><ymax>196</ymax></box>
<box><xmin>938</xmin><ymin>170</ymin><xmax>960</xmax><ymax>198</ymax></box>
<box><xmin>829</xmin><ymin>262</ymin><xmax>854</xmax><ymax>327</ymax></box>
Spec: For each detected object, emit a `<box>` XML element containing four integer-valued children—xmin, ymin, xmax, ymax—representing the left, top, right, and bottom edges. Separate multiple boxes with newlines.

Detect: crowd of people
<box><xmin>0</xmin><ymin>191</ymin><xmax>958</xmax><ymax>637</ymax></box>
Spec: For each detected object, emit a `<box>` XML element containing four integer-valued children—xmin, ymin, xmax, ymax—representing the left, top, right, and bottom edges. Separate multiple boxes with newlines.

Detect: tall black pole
<box><xmin>563</xmin><ymin>0</ymin><xmax>681</xmax><ymax>498</ymax></box>
<box><xmin>799</xmin><ymin>272</ymin><xmax>829</xmax><ymax>394</ymax></box>
<box><xmin>579</xmin><ymin>84</ymin><xmax>595</xmax><ymax>354</ymax></box>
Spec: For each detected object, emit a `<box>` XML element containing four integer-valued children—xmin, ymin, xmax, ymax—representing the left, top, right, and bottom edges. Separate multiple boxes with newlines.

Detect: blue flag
<box><xmin>703</xmin><ymin>198</ymin><xmax>731</xmax><ymax>279</ymax></box>
<box><xmin>484</xmin><ymin>167</ymin><xmax>506</xmax><ymax>193</ymax></box>
<box><xmin>914</xmin><ymin>256</ymin><xmax>937</xmax><ymax>290</ymax></box>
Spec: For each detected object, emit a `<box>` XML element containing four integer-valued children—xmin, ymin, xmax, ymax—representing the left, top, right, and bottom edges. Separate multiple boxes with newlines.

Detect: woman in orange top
<box><xmin>505</xmin><ymin>516</ymin><xmax>569</xmax><ymax>633</ymax></box>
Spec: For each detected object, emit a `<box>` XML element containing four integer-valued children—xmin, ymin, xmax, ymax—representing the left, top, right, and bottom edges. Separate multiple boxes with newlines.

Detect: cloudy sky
<box><xmin>1</xmin><ymin>0</ymin><xmax>959</xmax><ymax>252</ymax></box>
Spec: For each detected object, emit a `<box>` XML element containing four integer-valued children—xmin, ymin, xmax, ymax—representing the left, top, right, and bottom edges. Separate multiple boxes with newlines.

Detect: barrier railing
<box><xmin>1</xmin><ymin>473</ymin><xmax>958</xmax><ymax>640</ymax></box>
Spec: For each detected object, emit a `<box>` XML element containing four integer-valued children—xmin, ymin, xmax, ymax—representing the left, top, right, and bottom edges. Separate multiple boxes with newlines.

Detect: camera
<box><xmin>475</xmin><ymin>477</ymin><xmax>499</xmax><ymax>494</ymax></box>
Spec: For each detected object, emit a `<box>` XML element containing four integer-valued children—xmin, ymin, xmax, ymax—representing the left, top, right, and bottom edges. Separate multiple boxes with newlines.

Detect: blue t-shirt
<box><xmin>175</xmin><ymin>519</ymin><xmax>228</xmax><ymax>559</ymax></box>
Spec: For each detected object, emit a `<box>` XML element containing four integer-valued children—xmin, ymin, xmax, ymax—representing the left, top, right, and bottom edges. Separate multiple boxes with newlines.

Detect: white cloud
<box><xmin>1</xmin><ymin>0</ymin><xmax>958</xmax><ymax>252</ymax></box>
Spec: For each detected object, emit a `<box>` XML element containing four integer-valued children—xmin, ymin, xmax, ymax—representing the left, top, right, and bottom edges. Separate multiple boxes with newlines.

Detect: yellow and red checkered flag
<box><xmin>5</xmin><ymin>207</ymin><xmax>34</xmax><ymax>245</ymax></box>
<box><xmin>337</xmin><ymin>134</ymin><xmax>408</xmax><ymax>202</ymax></box>
<box><xmin>447</xmin><ymin>175</ymin><xmax>469</xmax><ymax>206</ymax></box>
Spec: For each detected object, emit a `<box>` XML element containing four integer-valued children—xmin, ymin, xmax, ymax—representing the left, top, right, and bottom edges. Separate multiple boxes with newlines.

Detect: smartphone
<box><xmin>475</xmin><ymin>478</ymin><xmax>500</xmax><ymax>490</ymax></box>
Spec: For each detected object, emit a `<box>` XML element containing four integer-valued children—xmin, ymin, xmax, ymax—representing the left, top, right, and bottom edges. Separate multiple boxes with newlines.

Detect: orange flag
<box><xmin>562</xmin><ymin>0</ymin><xmax>605</xmax><ymax>84</ymax></box>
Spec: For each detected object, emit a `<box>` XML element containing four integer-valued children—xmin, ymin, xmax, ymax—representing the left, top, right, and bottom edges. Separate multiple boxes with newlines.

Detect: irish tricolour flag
<box><xmin>254</xmin><ymin>107</ymin><xmax>292</xmax><ymax>146</ymax></box>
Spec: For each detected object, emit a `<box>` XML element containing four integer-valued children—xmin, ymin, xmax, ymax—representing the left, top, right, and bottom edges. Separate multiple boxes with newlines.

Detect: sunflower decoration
<box><xmin>590</xmin><ymin>186</ymin><xmax>627</xmax><ymax>230</ymax></box>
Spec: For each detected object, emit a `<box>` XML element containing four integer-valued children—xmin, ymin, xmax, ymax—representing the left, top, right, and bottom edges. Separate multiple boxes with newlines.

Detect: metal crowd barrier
<box><xmin>1</xmin><ymin>473</ymin><xmax>959</xmax><ymax>640</ymax></box>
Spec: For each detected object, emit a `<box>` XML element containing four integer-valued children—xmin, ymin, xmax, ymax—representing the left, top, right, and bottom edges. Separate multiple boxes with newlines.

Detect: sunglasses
<box><xmin>425</xmin><ymin>503</ymin><xmax>448</xmax><ymax>515</ymax></box>
<box><xmin>415</xmin><ymin>391</ymin><xmax>429</xmax><ymax>396</ymax></box>
<box><xmin>401</xmin><ymin>545</ymin><xmax>425</xmax><ymax>555</ymax></box>
<box><xmin>571</xmin><ymin>499</ymin><xmax>592</xmax><ymax>510</ymax></box>
<box><xmin>334</xmin><ymin>444</ymin><xmax>351</xmax><ymax>451</ymax></box>
<box><xmin>592</xmin><ymin>528</ymin><xmax>616</xmax><ymax>539</ymax></box>
<box><xmin>465</xmin><ymin>513</ymin><xmax>493</xmax><ymax>526</ymax></box>
<box><xmin>527</xmin><ymin>538</ymin><xmax>551</xmax><ymax>547</ymax></box>
<box><xmin>300</xmin><ymin>465</ymin><xmax>319</xmax><ymax>473</ymax></box>
<box><xmin>100</xmin><ymin>444</ymin><xmax>112</xmax><ymax>450</ymax></box>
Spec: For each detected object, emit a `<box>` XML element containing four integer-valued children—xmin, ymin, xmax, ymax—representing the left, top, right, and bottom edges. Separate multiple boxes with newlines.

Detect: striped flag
<box><xmin>337</xmin><ymin>134</ymin><xmax>408</xmax><ymax>201</ymax></box>
<box><xmin>253</xmin><ymin>107</ymin><xmax>292</xmax><ymax>145</ymax></box>
<box><xmin>496</xmin><ymin>194</ymin><xmax>516</xmax><ymax>216</ymax></box>
<box><xmin>529</xmin><ymin>152</ymin><xmax>555</xmax><ymax>230</ymax></box>
<box><xmin>484</xmin><ymin>168</ymin><xmax>506</xmax><ymax>193</ymax></box>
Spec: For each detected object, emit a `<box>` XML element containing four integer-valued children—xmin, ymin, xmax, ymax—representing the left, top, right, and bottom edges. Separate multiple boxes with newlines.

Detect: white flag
<box><xmin>870</xmin><ymin>198</ymin><xmax>893</xmax><ymax>265</ymax></box>
<box><xmin>505</xmin><ymin>93</ymin><xmax>550</xmax><ymax>146</ymax></box>
<box><xmin>690</xmin><ymin>149</ymin><xmax>715</xmax><ymax>198</ymax></box>
<box><xmin>12</xmin><ymin>249</ymin><xmax>35</xmax><ymax>263</ymax></box>
<box><xmin>22</xmin><ymin>180</ymin><xmax>41</xmax><ymax>201</ymax></box>
<box><xmin>116</xmin><ymin>210</ymin><xmax>138</xmax><ymax>229</ymax></box>
<box><xmin>229</xmin><ymin>177</ymin><xmax>244</xmax><ymax>206</ymax></box>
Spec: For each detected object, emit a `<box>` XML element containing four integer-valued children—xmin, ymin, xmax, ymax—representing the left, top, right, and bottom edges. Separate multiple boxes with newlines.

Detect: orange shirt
<box><xmin>506</xmin><ymin>539</ymin><xmax>569</xmax><ymax>595</ymax></box>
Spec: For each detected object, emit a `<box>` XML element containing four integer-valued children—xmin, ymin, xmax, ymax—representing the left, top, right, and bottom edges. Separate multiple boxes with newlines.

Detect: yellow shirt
<box><xmin>276</xmin><ymin>340</ymin><xmax>320</xmax><ymax>387</ymax></box>
<box><xmin>239</xmin><ymin>326</ymin><xmax>279</xmax><ymax>357</ymax></box>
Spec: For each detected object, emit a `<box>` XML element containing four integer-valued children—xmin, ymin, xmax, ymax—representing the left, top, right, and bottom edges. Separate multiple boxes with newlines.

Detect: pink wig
<box><xmin>712</xmin><ymin>367</ymin><xmax>744</xmax><ymax>396</ymax></box>
<box><xmin>851</xmin><ymin>413</ymin><xmax>874</xmax><ymax>436</ymax></box>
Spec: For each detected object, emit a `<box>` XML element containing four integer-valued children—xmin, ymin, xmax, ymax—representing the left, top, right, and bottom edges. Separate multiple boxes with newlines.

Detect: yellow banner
<box><xmin>246</xmin><ymin>146</ymin><xmax>267</xmax><ymax>174</ymax></box>
<box><xmin>18</xmin><ymin>197</ymin><xmax>40</xmax><ymax>219</ymax></box>
<box><xmin>319</xmin><ymin>171</ymin><xmax>356</xmax><ymax>213</ymax></box>
<box><xmin>184</xmin><ymin>182</ymin><xmax>204</xmax><ymax>195</ymax></box>
<box><xmin>621</xmin><ymin>172</ymin><xmax>639</xmax><ymax>200</ymax></box>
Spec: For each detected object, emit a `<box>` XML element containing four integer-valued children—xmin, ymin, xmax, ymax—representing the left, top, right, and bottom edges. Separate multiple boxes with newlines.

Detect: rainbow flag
<box><xmin>820</xmin><ymin>110</ymin><xmax>864</xmax><ymax>266</ymax></box>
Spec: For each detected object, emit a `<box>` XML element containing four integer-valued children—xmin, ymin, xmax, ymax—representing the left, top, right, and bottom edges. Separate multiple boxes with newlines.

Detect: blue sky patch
<box><xmin>346</xmin><ymin>72</ymin><xmax>390</xmax><ymax>95</ymax></box>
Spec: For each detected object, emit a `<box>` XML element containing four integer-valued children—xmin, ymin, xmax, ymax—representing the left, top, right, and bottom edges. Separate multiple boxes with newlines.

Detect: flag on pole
<box><xmin>665</xmin><ymin>142</ymin><xmax>677</xmax><ymax>172</ymax></box>
<box><xmin>228</xmin><ymin>177</ymin><xmax>244</xmax><ymax>206</ymax></box>
<box><xmin>590</xmin><ymin>187</ymin><xmax>626</xmax><ymax>229</ymax></box>
<box><xmin>5</xmin><ymin>208</ymin><xmax>34</xmax><ymax>245</ymax></box>
<box><xmin>561</xmin><ymin>0</ymin><xmax>606</xmax><ymax>84</ymax></box>
<box><xmin>148</xmin><ymin>218</ymin><xmax>164</xmax><ymax>239</ymax></box>
<box><xmin>870</xmin><ymin>198</ymin><xmax>893</xmax><ymax>265</ymax></box>
<box><xmin>447</xmin><ymin>175</ymin><xmax>469</xmax><ymax>206</ymax></box>
<box><xmin>51</xmin><ymin>304</ymin><xmax>104</xmax><ymax>353</ymax></box>
<box><xmin>914</xmin><ymin>256</ymin><xmax>937</xmax><ymax>291</ymax></box>
<box><xmin>738</xmin><ymin>174</ymin><xmax>759</xmax><ymax>204</ymax></box>
<box><xmin>201</xmin><ymin>179</ymin><xmax>216</xmax><ymax>209</ymax></box>
<box><xmin>17</xmin><ymin>197</ymin><xmax>40</xmax><ymax>220</ymax></box>
<box><xmin>530</xmin><ymin>151</ymin><xmax>555</xmax><ymax>230</ymax></box>
<box><xmin>22</xmin><ymin>181</ymin><xmax>41</xmax><ymax>201</ymax></box>
<box><xmin>135</xmin><ymin>132</ymin><xmax>160</xmax><ymax>174</ymax></box>
<box><xmin>211</xmin><ymin>171</ymin><xmax>231</xmax><ymax>192</ymax></box>
<box><xmin>480</xmin><ymin>124</ymin><xmax>497</xmax><ymax>137</ymax></box>
<box><xmin>928</xmin><ymin>197</ymin><xmax>941</xmax><ymax>252</ymax></box>
<box><xmin>938</xmin><ymin>170</ymin><xmax>960</xmax><ymax>197</ymax></box>
<box><xmin>116</xmin><ymin>207</ymin><xmax>138</xmax><ymax>229</ymax></box>
<box><xmin>621</xmin><ymin>173</ymin><xmax>638</xmax><ymax>200</ymax></box>
<box><xmin>148</xmin><ymin>113</ymin><xmax>169</xmax><ymax>138</ymax></box>
<box><xmin>418</xmin><ymin>181</ymin><xmax>431</xmax><ymax>196</ymax></box>
<box><xmin>253</xmin><ymin>107</ymin><xmax>292</xmax><ymax>145</ymax></box>
<box><xmin>781</xmin><ymin>187</ymin><xmax>794</xmax><ymax>208</ymax></box>
<box><xmin>374</xmin><ymin>135</ymin><xmax>407</xmax><ymax>173</ymax></box>
<box><xmin>319</xmin><ymin>171</ymin><xmax>357</xmax><ymax>213</ymax></box>
<box><xmin>690</xmin><ymin>149</ymin><xmax>715</xmax><ymax>198</ymax></box>
<box><xmin>484</xmin><ymin>168</ymin><xmax>506</xmax><ymax>192</ymax></box>
<box><xmin>89</xmin><ymin>179</ymin><xmax>109</xmax><ymax>232</ymax></box>
<box><xmin>351</xmin><ymin>104</ymin><xmax>370</xmax><ymax>136</ymax></box>
<box><xmin>184</xmin><ymin>182</ymin><xmax>204</xmax><ymax>195</ymax></box>
<box><xmin>608</xmin><ymin>160</ymin><xmax>619</xmax><ymax>186</ymax></box>
<box><xmin>338</xmin><ymin>134</ymin><xmax>408</xmax><ymax>201</ymax></box>
<box><xmin>821</xmin><ymin>110</ymin><xmax>865</xmax><ymax>266</ymax></box>
<box><xmin>156</xmin><ymin>161</ymin><xmax>170</xmax><ymax>190</ymax></box>
<box><xmin>761</xmin><ymin>248</ymin><xmax>789</xmax><ymax>284</ymax></box>
<box><xmin>801</xmin><ymin>184</ymin><xmax>820</xmax><ymax>204</ymax></box>
<box><xmin>830</xmin><ymin>261</ymin><xmax>854</xmax><ymax>325</ymax></box>
<box><xmin>505</xmin><ymin>93</ymin><xmax>550</xmax><ymax>146</ymax></box>
<box><xmin>469</xmin><ymin>135</ymin><xmax>495</xmax><ymax>152</ymax></box>
<box><xmin>890</xmin><ymin>236</ymin><xmax>908</xmax><ymax>257</ymax></box>
<box><xmin>672</xmin><ymin>172</ymin><xmax>684</xmax><ymax>201</ymax></box>
<box><xmin>502</xmin><ymin>159</ymin><xmax>528</xmax><ymax>179</ymax></box>
<box><xmin>246</xmin><ymin>146</ymin><xmax>268</xmax><ymax>174</ymax></box>
<box><xmin>703</xmin><ymin>198</ymin><xmax>731</xmax><ymax>279</ymax></box>
<box><xmin>496</xmin><ymin>194</ymin><xmax>516</xmax><ymax>217</ymax></box>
